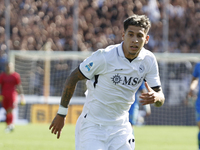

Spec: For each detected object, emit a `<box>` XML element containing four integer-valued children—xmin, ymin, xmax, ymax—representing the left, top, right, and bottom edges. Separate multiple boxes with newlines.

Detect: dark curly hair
<box><xmin>123</xmin><ymin>14</ymin><xmax>151</xmax><ymax>33</ymax></box>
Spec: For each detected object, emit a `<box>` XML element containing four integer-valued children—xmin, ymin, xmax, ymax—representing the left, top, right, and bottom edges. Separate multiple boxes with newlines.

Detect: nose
<box><xmin>132</xmin><ymin>36</ymin><xmax>138</xmax><ymax>43</ymax></box>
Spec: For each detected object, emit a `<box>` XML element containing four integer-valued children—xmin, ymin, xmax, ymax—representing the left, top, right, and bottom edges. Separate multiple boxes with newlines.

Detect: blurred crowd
<box><xmin>0</xmin><ymin>0</ymin><xmax>199</xmax><ymax>59</ymax></box>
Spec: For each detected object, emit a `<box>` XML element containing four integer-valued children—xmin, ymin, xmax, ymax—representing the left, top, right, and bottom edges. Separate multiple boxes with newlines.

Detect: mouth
<box><xmin>130</xmin><ymin>46</ymin><xmax>138</xmax><ymax>50</ymax></box>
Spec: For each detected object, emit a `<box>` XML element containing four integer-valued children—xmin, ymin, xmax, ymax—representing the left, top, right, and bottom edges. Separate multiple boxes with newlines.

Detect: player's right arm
<box><xmin>49</xmin><ymin>67</ymin><xmax>86</xmax><ymax>139</ymax></box>
<box><xmin>60</xmin><ymin>67</ymin><xmax>86</xmax><ymax>108</ymax></box>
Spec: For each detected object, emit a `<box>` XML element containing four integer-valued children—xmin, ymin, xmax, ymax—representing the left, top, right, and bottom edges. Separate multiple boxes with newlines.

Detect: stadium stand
<box><xmin>0</xmin><ymin>0</ymin><xmax>199</xmax><ymax>53</ymax></box>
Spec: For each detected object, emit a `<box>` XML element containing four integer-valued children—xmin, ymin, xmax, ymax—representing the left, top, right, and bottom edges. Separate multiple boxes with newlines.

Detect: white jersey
<box><xmin>79</xmin><ymin>42</ymin><xmax>161</xmax><ymax>125</ymax></box>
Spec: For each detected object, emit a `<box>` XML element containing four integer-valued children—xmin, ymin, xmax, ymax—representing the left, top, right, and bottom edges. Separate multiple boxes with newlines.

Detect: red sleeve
<box><xmin>14</xmin><ymin>72</ymin><xmax>21</xmax><ymax>85</ymax></box>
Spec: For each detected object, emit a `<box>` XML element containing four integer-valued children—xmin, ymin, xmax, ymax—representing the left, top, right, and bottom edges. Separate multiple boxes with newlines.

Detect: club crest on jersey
<box><xmin>85</xmin><ymin>62</ymin><xmax>93</xmax><ymax>71</ymax></box>
<box><xmin>139</xmin><ymin>64</ymin><xmax>145</xmax><ymax>73</ymax></box>
<box><xmin>111</xmin><ymin>74</ymin><xmax>122</xmax><ymax>85</ymax></box>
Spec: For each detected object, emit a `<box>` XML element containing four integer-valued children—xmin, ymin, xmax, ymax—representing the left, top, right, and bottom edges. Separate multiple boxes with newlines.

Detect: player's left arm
<box><xmin>16</xmin><ymin>84</ymin><xmax>25</xmax><ymax>105</ymax></box>
<box><xmin>139</xmin><ymin>82</ymin><xmax>165</xmax><ymax>107</ymax></box>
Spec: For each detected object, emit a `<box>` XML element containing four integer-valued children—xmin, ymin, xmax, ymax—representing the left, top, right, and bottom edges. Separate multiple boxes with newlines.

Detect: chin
<box><xmin>129</xmin><ymin>51</ymin><xmax>138</xmax><ymax>55</ymax></box>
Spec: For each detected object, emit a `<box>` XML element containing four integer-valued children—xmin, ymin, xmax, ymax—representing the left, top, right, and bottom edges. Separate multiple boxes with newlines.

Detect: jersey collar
<box><xmin>117</xmin><ymin>42</ymin><xmax>125</xmax><ymax>58</ymax></box>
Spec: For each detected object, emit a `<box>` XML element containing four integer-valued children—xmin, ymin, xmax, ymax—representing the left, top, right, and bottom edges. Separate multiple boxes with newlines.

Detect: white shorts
<box><xmin>75</xmin><ymin>114</ymin><xmax>135</xmax><ymax>150</ymax></box>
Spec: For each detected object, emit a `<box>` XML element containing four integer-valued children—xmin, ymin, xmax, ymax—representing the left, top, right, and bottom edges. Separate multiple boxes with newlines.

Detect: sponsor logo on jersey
<box><xmin>85</xmin><ymin>62</ymin><xmax>93</xmax><ymax>71</ymax></box>
<box><xmin>111</xmin><ymin>74</ymin><xmax>144</xmax><ymax>86</ymax></box>
<box><xmin>111</xmin><ymin>74</ymin><xmax>122</xmax><ymax>85</ymax></box>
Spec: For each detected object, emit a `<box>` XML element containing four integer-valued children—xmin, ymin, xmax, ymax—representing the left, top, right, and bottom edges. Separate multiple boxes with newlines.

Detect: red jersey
<box><xmin>0</xmin><ymin>72</ymin><xmax>21</xmax><ymax>96</ymax></box>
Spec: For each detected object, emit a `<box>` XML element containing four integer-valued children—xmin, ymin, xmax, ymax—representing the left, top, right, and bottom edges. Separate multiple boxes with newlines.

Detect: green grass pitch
<box><xmin>0</xmin><ymin>123</ymin><xmax>198</xmax><ymax>150</ymax></box>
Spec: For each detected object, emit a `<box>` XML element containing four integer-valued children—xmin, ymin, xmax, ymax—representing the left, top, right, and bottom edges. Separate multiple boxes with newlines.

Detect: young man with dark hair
<box><xmin>49</xmin><ymin>14</ymin><xmax>165</xmax><ymax>150</ymax></box>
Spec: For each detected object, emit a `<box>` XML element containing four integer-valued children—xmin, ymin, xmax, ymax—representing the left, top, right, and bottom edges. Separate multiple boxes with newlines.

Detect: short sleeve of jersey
<box><xmin>193</xmin><ymin>63</ymin><xmax>200</xmax><ymax>78</ymax></box>
<box><xmin>145</xmin><ymin>54</ymin><xmax>161</xmax><ymax>87</ymax></box>
<box><xmin>14</xmin><ymin>72</ymin><xmax>21</xmax><ymax>85</ymax></box>
<box><xmin>79</xmin><ymin>50</ymin><xmax>106</xmax><ymax>79</ymax></box>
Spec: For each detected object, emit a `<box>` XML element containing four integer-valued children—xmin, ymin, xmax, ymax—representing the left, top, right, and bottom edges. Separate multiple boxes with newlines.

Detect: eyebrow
<box><xmin>127</xmin><ymin>31</ymin><xmax>134</xmax><ymax>33</ymax></box>
<box><xmin>127</xmin><ymin>30</ymin><xmax>144</xmax><ymax>34</ymax></box>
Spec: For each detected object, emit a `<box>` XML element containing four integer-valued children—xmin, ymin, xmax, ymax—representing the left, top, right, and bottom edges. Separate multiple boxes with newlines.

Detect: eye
<box><xmin>137</xmin><ymin>33</ymin><xmax>143</xmax><ymax>37</ymax></box>
<box><xmin>129</xmin><ymin>33</ymin><xmax>133</xmax><ymax>37</ymax></box>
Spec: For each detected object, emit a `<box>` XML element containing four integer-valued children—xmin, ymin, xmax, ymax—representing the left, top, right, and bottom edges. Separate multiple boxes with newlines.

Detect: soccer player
<box><xmin>0</xmin><ymin>62</ymin><xmax>25</xmax><ymax>132</ymax></box>
<box><xmin>129</xmin><ymin>82</ymin><xmax>151</xmax><ymax>126</ymax></box>
<box><xmin>188</xmin><ymin>62</ymin><xmax>200</xmax><ymax>150</ymax></box>
<box><xmin>49</xmin><ymin>14</ymin><xmax>165</xmax><ymax>150</ymax></box>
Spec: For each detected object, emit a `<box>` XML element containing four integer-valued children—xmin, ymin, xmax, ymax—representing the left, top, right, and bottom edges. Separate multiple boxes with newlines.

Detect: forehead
<box><xmin>125</xmin><ymin>25</ymin><xmax>146</xmax><ymax>34</ymax></box>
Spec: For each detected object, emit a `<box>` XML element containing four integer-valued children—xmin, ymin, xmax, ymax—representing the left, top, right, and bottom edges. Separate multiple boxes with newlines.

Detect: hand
<box><xmin>49</xmin><ymin>114</ymin><xmax>66</xmax><ymax>139</ymax></box>
<box><xmin>20</xmin><ymin>95</ymin><xmax>26</xmax><ymax>105</ymax></box>
<box><xmin>139</xmin><ymin>82</ymin><xmax>161</xmax><ymax>105</ymax></box>
<box><xmin>187</xmin><ymin>90</ymin><xmax>195</xmax><ymax>98</ymax></box>
<box><xmin>186</xmin><ymin>92</ymin><xmax>196</xmax><ymax>106</ymax></box>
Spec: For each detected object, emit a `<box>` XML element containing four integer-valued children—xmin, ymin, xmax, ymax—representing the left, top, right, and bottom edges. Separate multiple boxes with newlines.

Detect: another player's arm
<box><xmin>188</xmin><ymin>77</ymin><xmax>198</xmax><ymax>97</ymax></box>
<box><xmin>16</xmin><ymin>83</ymin><xmax>25</xmax><ymax>105</ymax></box>
<box><xmin>16</xmin><ymin>84</ymin><xmax>24</xmax><ymax>94</ymax></box>
<box><xmin>139</xmin><ymin>82</ymin><xmax>165</xmax><ymax>107</ymax></box>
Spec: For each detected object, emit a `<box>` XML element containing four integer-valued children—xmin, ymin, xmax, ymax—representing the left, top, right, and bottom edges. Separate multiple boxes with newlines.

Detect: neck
<box><xmin>6</xmin><ymin>71</ymin><xmax>13</xmax><ymax>74</ymax></box>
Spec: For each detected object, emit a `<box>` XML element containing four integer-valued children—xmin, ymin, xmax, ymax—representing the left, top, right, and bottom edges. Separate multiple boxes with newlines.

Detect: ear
<box><xmin>122</xmin><ymin>31</ymin><xmax>125</xmax><ymax>40</ymax></box>
<box><xmin>145</xmin><ymin>35</ymin><xmax>150</xmax><ymax>44</ymax></box>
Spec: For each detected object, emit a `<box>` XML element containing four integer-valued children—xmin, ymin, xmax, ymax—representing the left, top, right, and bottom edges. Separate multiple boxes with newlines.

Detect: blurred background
<box><xmin>0</xmin><ymin>0</ymin><xmax>200</xmax><ymax>126</ymax></box>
